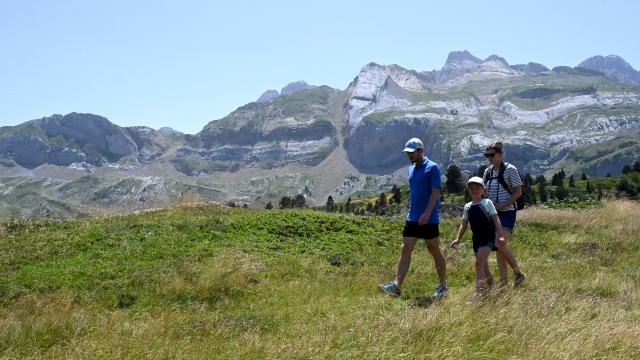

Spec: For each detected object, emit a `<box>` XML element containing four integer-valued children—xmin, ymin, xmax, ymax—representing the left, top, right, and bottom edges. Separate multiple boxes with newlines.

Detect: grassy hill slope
<box><xmin>1</xmin><ymin>201</ymin><xmax>638</xmax><ymax>358</ymax></box>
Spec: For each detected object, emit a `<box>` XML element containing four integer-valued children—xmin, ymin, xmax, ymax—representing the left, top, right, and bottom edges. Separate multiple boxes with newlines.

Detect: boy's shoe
<box><xmin>432</xmin><ymin>283</ymin><xmax>448</xmax><ymax>299</ymax></box>
<box><xmin>514</xmin><ymin>272</ymin><xmax>526</xmax><ymax>287</ymax></box>
<box><xmin>378</xmin><ymin>281</ymin><xmax>401</xmax><ymax>297</ymax></box>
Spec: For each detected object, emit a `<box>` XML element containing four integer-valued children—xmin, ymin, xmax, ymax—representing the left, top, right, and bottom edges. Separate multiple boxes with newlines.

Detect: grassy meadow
<box><xmin>0</xmin><ymin>200</ymin><xmax>639</xmax><ymax>359</ymax></box>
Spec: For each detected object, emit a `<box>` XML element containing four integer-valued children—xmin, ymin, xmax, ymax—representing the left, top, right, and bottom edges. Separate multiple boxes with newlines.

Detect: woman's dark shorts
<box><xmin>498</xmin><ymin>210</ymin><xmax>517</xmax><ymax>232</ymax></box>
<box><xmin>403</xmin><ymin>221</ymin><xmax>440</xmax><ymax>240</ymax></box>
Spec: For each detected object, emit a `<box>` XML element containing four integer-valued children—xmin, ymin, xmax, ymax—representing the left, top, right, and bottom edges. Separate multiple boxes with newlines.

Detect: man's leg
<box><xmin>425</xmin><ymin>237</ymin><xmax>446</xmax><ymax>285</ymax></box>
<box><xmin>395</xmin><ymin>237</ymin><xmax>418</xmax><ymax>287</ymax></box>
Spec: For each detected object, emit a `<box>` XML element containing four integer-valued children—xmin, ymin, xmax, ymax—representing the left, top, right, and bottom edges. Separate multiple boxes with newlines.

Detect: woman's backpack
<box><xmin>485</xmin><ymin>162</ymin><xmax>526</xmax><ymax>211</ymax></box>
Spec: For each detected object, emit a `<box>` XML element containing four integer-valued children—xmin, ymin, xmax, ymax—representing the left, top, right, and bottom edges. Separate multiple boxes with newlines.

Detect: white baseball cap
<box><xmin>402</xmin><ymin>138</ymin><xmax>424</xmax><ymax>153</ymax></box>
<box><xmin>467</xmin><ymin>176</ymin><xmax>485</xmax><ymax>188</ymax></box>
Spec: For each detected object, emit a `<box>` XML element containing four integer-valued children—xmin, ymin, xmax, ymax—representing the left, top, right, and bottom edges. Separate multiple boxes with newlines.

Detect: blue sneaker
<box><xmin>432</xmin><ymin>283</ymin><xmax>448</xmax><ymax>299</ymax></box>
<box><xmin>378</xmin><ymin>281</ymin><xmax>401</xmax><ymax>297</ymax></box>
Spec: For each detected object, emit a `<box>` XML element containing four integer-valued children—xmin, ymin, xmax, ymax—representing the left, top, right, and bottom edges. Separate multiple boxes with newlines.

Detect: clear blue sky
<box><xmin>1</xmin><ymin>0</ymin><xmax>638</xmax><ymax>134</ymax></box>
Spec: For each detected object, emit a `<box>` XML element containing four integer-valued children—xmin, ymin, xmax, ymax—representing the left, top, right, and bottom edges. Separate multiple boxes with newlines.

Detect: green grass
<box><xmin>0</xmin><ymin>122</ymin><xmax>48</xmax><ymax>140</ymax></box>
<box><xmin>407</xmin><ymin>89</ymin><xmax>479</xmax><ymax>104</ymax></box>
<box><xmin>361</xmin><ymin>108</ymin><xmax>450</xmax><ymax>125</ymax></box>
<box><xmin>506</xmin><ymin>85</ymin><xmax>596</xmax><ymax>110</ymax></box>
<box><xmin>277</xmin><ymin>86</ymin><xmax>335</xmax><ymax>117</ymax></box>
<box><xmin>551</xmin><ymin>134</ymin><xmax>640</xmax><ymax>176</ymax></box>
<box><xmin>1</xmin><ymin>201</ymin><xmax>639</xmax><ymax>358</ymax></box>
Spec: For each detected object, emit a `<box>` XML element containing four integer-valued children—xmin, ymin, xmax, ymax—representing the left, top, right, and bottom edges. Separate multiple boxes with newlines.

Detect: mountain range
<box><xmin>1</xmin><ymin>50</ymin><xmax>639</xmax><ymax>218</ymax></box>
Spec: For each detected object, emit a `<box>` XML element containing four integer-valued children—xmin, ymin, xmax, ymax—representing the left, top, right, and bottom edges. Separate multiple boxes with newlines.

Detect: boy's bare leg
<box><xmin>475</xmin><ymin>247</ymin><xmax>492</xmax><ymax>293</ymax></box>
<box><xmin>484</xmin><ymin>261</ymin><xmax>495</xmax><ymax>288</ymax></box>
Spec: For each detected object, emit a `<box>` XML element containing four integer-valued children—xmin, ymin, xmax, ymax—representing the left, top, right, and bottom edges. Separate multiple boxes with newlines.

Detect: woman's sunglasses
<box><xmin>484</xmin><ymin>153</ymin><xmax>496</xmax><ymax>158</ymax></box>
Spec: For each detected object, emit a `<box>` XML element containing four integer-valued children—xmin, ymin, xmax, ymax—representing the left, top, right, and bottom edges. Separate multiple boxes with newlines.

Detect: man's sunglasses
<box><xmin>484</xmin><ymin>153</ymin><xmax>496</xmax><ymax>158</ymax></box>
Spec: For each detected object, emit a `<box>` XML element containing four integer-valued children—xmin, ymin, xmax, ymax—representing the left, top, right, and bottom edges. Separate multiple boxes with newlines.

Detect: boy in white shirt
<box><xmin>451</xmin><ymin>177</ymin><xmax>505</xmax><ymax>300</ymax></box>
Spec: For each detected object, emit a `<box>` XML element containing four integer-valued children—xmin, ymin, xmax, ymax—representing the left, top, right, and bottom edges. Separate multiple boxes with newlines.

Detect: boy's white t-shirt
<box><xmin>462</xmin><ymin>199</ymin><xmax>498</xmax><ymax>220</ymax></box>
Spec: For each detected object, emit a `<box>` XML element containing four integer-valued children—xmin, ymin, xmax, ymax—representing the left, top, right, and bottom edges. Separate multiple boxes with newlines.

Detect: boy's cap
<box><xmin>467</xmin><ymin>176</ymin><xmax>485</xmax><ymax>188</ymax></box>
<box><xmin>402</xmin><ymin>138</ymin><xmax>424</xmax><ymax>153</ymax></box>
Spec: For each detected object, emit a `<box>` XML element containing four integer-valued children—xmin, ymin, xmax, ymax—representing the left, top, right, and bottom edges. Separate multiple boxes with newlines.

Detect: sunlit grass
<box><xmin>1</xmin><ymin>201</ymin><xmax>638</xmax><ymax>358</ymax></box>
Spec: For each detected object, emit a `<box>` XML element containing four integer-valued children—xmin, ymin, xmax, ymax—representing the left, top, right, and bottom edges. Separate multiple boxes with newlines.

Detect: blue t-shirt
<box><xmin>406</xmin><ymin>157</ymin><xmax>442</xmax><ymax>223</ymax></box>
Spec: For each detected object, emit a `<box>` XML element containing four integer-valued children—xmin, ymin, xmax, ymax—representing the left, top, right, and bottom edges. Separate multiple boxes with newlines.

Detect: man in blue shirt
<box><xmin>379</xmin><ymin>138</ymin><xmax>448</xmax><ymax>299</ymax></box>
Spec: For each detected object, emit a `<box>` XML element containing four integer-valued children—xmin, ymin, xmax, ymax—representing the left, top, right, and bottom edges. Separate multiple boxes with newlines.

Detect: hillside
<box><xmin>1</xmin><ymin>51</ymin><xmax>640</xmax><ymax>217</ymax></box>
<box><xmin>0</xmin><ymin>201</ymin><xmax>638</xmax><ymax>358</ymax></box>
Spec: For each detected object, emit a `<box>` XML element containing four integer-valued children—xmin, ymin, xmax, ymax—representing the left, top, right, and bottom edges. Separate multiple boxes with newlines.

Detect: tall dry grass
<box><xmin>0</xmin><ymin>201</ymin><xmax>638</xmax><ymax>359</ymax></box>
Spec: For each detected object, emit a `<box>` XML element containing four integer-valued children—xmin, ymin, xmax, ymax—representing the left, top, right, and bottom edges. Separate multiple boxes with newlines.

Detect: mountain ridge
<box><xmin>2</xmin><ymin>50</ymin><xmax>639</xmax><ymax>217</ymax></box>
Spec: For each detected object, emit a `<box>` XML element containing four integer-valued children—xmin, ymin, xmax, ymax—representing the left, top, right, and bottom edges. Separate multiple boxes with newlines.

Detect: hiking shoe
<box><xmin>514</xmin><ymin>272</ymin><xmax>526</xmax><ymax>287</ymax></box>
<box><xmin>497</xmin><ymin>279</ymin><xmax>509</xmax><ymax>289</ymax></box>
<box><xmin>432</xmin><ymin>283</ymin><xmax>448</xmax><ymax>299</ymax></box>
<box><xmin>378</xmin><ymin>281</ymin><xmax>401</xmax><ymax>297</ymax></box>
<box><xmin>467</xmin><ymin>292</ymin><xmax>484</xmax><ymax>304</ymax></box>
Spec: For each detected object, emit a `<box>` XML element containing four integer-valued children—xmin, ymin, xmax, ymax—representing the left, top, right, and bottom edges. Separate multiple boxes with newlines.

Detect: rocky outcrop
<box><xmin>126</xmin><ymin>126</ymin><xmax>171</xmax><ymax>162</ymax></box>
<box><xmin>0</xmin><ymin>133</ymin><xmax>86</xmax><ymax>168</ymax></box>
<box><xmin>343</xmin><ymin>53</ymin><xmax>640</xmax><ymax>177</ymax></box>
<box><xmin>346</xmin><ymin>63</ymin><xmax>428</xmax><ymax>128</ymax></box>
<box><xmin>257</xmin><ymin>90</ymin><xmax>280</xmax><ymax>103</ymax></box>
<box><xmin>435</xmin><ymin>50</ymin><xmax>517</xmax><ymax>83</ymax></box>
<box><xmin>439</xmin><ymin>50</ymin><xmax>483</xmax><ymax>80</ymax></box>
<box><xmin>200</xmin><ymin>86</ymin><xmax>338</xmax><ymax>147</ymax></box>
<box><xmin>172</xmin><ymin>86</ymin><xmax>340</xmax><ymax>175</ymax></box>
<box><xmin>345</xmin><ymin>116</ymin><xmax>451</xmax><ymax>174</ymax></box>
<box><xmin>577</xmin><ymin>55</ymin><xmax>640</xmax><ymax>85</ymax></box>
<box><xmin>37</xmin><ymin>113</ymin><xmax>137</xmax><ymax>160</ymax></box>
<box><xmin>497</xmin><ymin>92</ymin><xmax>640</xmax><ymax>126</ymax></box>
<box><xmin>510</xmin><ymin>62</ymin><xmax>549</xmax><ymax>74</ymax></box>
<box><xmin>256</xmin><ymin>81</ymin><xmax>315</xmax><ymax>103</ymax></box>
<box><xmin>281</xmin><ymin>81</ymin><xmax>314</xmax><ymax>95</ymax></box>
<box><xmin>0</xmin><ymin>113</ymin><xmax>138</xmax><ymax>168</ymax></box>
<box><xmin>172</xmin><ymin>136</ymin><xmax>337</xmax><ymax>175</ymax></box>
<box><xmin>2</xmin><ymin>51</ymin><xmax>640</xmax><ymax>219</ymax></box>
<box><xmin>157</xmin><ymin>127</ymin><xmax>183</xmax><ymax>136</ymax></box>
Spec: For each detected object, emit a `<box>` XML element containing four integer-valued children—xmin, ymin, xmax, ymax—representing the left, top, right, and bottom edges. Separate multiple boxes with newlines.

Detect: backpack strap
<box><xmin>497</xmin><ymin>162</ymin><xmax>513</xmax><ymax>196</ymax></box>
<box><xmin>478</xmin><ymin>200</ymin><xmax>493</xmax><ymax>221</ymax></box>
<box><xmin>497</xmin><ymin>162</ymin><xmax>526</xmax><ymax>211</ymax></box>
<box><xmin>485</xmin><ymin>165</ymin><xmax>499</xmax><ymax>203</ymax></box>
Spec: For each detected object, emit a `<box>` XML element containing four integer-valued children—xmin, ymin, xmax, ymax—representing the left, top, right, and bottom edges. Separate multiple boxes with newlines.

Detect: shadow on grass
<box><xmin>410</xmin><ymin>295</ymin><xmax>436</xmax><ymax>308</ymax></box>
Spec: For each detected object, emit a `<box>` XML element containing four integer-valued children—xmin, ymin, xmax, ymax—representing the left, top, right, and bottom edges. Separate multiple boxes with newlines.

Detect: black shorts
<box><xmin>403</xmin><ymin>221</ymin><xmax>440</xmax><ymax>240</ymax></box>
<box><xmin>472</xmin><ymin>235</ymin><xmax>498</xmax><ymax>253</ymax></box>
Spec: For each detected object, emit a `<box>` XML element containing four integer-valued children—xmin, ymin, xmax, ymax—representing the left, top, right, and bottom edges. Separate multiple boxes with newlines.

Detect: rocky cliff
<box><xmin>2</xmin><ymin>51</ymin><xmax>640</xmax><ymax>217</ymax></box>
<box><xmin>578</xmin><ymin>55</ymin><xmax>640</xmax><ymax>85</ymax></box>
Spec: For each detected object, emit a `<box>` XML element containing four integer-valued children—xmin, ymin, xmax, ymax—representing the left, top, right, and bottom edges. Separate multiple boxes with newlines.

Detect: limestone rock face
<box><xmin>257</xmin><ymin>90</ymin><xmax>279</xmax><ymax>103</ymax></box>
<box><xmin>257</xmin><ymin>81</ymin><xmax>315</xmax><ymax>103</ymax></box>
<box><xmin>341</xmin><ymin>53</ymin><xmax>640</xmax><ymax>175</ymax></box>
<box><xmin>171</xmin><ymin>86</ymin><xmax>339</xmax><ymax>175</ymax></box>
<box><xmin>578</xmin><ymin>55</ymin><xmax>640</xmax><ymax>85</ymax></box>
<box><xmin>2</xmin><ymin>51</ymin><xmax>640</xmax><ymax>218</ymax></box>
<box><xmin>281</xmin><ymin>81</ymin><xmax>314</xmax><ymax>95</ymax></box>
<box><xmin>510</xmin><ymin>62</ymin><xmax>549</xmax><ymax>75</ymax></box>
<box><xmin>345</xmin><ymin>116</ymin><xmax>451</xmax><ymax>175</ymax></box>
<box><xmin>126</xmin><ymin>126</ymin><xmax>171</xmax><ymax>163</ymax></box>
<box><xmin>0</xmin><ymin>113</ymin><xmax>137</xmax><ymax>168</ymax></box>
